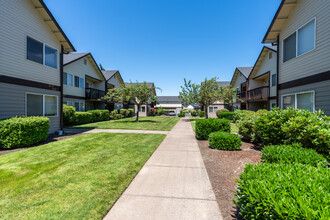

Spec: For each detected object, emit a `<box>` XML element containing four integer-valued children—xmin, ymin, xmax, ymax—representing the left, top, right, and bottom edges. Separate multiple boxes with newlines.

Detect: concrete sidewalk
<box><xmin>64</xmin><ymin>128</ymin><xmax>169</xmax><ymax>135</ymax></box>
<box><xmin>104</xmin><ymin>118</ymin><xmax>222</xmax><ymax>220</ymax></box>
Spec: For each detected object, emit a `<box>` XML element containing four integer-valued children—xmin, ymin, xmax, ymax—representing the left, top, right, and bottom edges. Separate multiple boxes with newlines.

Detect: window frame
<box><xmin>271</xmin><ymin>74</ymin><xmax>277</xmax><ymax>87</ymax></box>
<box><xmin>26</xmin><ymin>36</ymin><xmax>58</xmax><ymax>69</ymax></box>
<box><xmin>25</xmin><ymin>92</ymin><xmax>58</xmax><ymax>117</ymax></box>
<box><xmin>282</xmin><ymin>17</ymin><xmax>316</xmax><ymax>63</ymax></box>
<box><xmin>281</xmin><ymin>90</ymin><xmax>315</xmax><ymax>112</ymax></box>
<box><xmin>74</xmin><ymin>76</ymin><xmax>80</xmax><ymax>88</ymax></box>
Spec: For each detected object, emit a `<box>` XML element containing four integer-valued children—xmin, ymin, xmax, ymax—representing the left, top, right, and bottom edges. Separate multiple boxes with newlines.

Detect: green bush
<box><xmin>233</xmin><ymin>110</ymin><xmax>254</xmax><ymax>123</ymax></box>
<box><xmin>234</xmin><ymin>163</ymin><xmax>330</xmax><ymax>219</ymax></box>
<box><xmin>63</xmin><ymin>104</ymin><xmax>76</xmax><ymax>125</ymax></box>
<box><xmin>261</xmin><ymin>144</ymin><xmax>328</xmax><ymax>168</ymax></box>
<box><xmin>237</xmin><ymin>115</ymin><xmax>258</xmax><ymax>141</ymax></box>
<box><xmin>198</xmin><ymin>111</ymin><xmax>205</xmax><ymax>117</ymax></box>
<box><xmin>215</xmin><ymin>109</ymin><xmax>229</xmax><ymax>117</ymax></box>
<box><xmin>157</xmin><ymin>107</ymin><xmax>165</xmax><ymax>116</ymax></box>
<box><xmin>196</xmin><ymin>118</ymin><xmax>230</xmax><ymax>140</ymax></box>
<box><xmin>110</xmin><ymin>110</ymin><xmax>117</xmax><ymax>120</ymax></box>
<box><xmin>87</xmin><ymin>110</ymin><xmax>109</xmax><ymax>122</ymax></box>
<box><xmin>0</xmin><ymin>116</ymin><xmax>49</xmax><ymax>148</ymax></box>
<box><xmin>119</xmin><ymin>109</ymin><xmax>129</xmax><ymax>118</ymax></box>
<box><xmin>178</xmin><ymin>113</ymin><xmax>185</xmax><ymax>117</ymax></box>
<box><xmin>208</xmin><ymin>132</ymin><xmax>242</xmax><ymax>150</ymax></box>
<box><xmin>74</xmin><ymin>112</ymin><xmax>93</xmax><ymax>125</ymax></box>
<box><xmin>115</xmin><ymin>114</ymin><xmax>124</xmax><ymax>120</ymax></box>
<box><xmin>217</xmin><ymin>112</ymin><xmax>234</xmax><ymax>120</ymax></box>
<box><xmin>190</xmin><ymin>110</ymin><xmax>197</xmax><ymax>117</ymax></box>
<box><xmin>128</xmin><ymin>108</ymin><xmax>134</xmax><ymax>117</ymax></box>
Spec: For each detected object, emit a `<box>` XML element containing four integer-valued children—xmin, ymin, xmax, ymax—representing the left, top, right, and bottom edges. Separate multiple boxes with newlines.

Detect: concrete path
<box><xmin>104</xmin><ymin>118</ymin><xmax>222</xmax><ymax>220</ymax></box>
<box><xmin>64</xmin><ymin>128</ymin><xmax>169</xmax><ymax>135</ymax></box>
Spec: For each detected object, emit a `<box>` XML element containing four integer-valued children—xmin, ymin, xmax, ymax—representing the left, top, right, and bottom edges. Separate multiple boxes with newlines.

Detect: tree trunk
<box><xmin>205</xmin><ymin>105</ymin><xmax>209</xmax><ymax>119</ymax></box>
<box><xmin>136</xmin><ymin>106</ymin><xmax>139</xmax><ymax>122</ymax></box>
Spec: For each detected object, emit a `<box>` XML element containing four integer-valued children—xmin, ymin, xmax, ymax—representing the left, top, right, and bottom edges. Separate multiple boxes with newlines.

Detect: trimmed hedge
<box><xmin>63</xmin><ymin>105</ymin><xmax>76</xmax><ymax>125</ymax></box>
<box><xmin>128</xmin><ymin>108</ymin><xmax>134</xmax><ymax>117</ymax></box>
<box><xmin>88</xmin><ymin>110</ymin><xmax>109</xmax><ymax>122</ymax></box>
<box><xmin>0</xmin><ymin>116</ymin><xmax>49</xmax><ymax>149</ymax></box>
<box><xmin>261</xmin><ymin>145</ymin><xmax>328</xmax><ymax>168</ymax></box>
<box><xmin>217</xmin><ymin>112</ymin><xmax>234</xmax><ymax>120</ymax></box>
<box><xmin>198</xmin><ymin>111</ymin><xmax>205</xmax><ymax>117</ymax></box>
<box><xmin>74</xmin><ymin>112</ymin><xmax>93</xmax><ymax>125</ymax></box>
<box><xmin>119</xmin><ymin>109</ymin><xmax>129</xmax><ymax>118</ymax></box>
<box><xmin>190</xmin><ymin>110</ymin><xmax>197</xmax><ymax>116</ymax></box>
<box><xmin>216</xmin><ymin>108</ymin><xmax>229</xmax><ymax>115</ymax></box>
<box><xmin>208</xmin><ymin>132</ymin><xmax>242</xmax><ymax>150</ymax></box>
<box><xmin>115</xmin><ymin>114</ymin><xmax>124</xmax><ymax>120</ymax></box>
<box><xmin>196</xmin><ymin>118</ymin><xmax>230</xmax><ymax>140</ymax></box>
<box><xmin>178</xmin><ymin>113</ymin><xmax>185</xmax><ymax>117</ymax></box>
<box><xmin>235</xmin><ymin>163</ymin><xmax>330</xmax><ymax>219</ymax></box>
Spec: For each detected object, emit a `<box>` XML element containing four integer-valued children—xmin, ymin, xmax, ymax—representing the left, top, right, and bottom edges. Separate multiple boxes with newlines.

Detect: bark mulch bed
<box><xmin>0</xmin><ymin>132</ymin><xmax>85</xmax><ymax>156</ymax></box>
<box><xmin>197</xmin><ymin>140</ymin><xmax>261</xmax><ymax>220</ymax></box>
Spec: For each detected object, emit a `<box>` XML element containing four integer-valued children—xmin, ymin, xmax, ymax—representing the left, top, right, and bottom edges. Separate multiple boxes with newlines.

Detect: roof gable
<box><xmin>249</xmin><ymin>46</ymin><xmax>277</xmax><ymax>78</ymax></box>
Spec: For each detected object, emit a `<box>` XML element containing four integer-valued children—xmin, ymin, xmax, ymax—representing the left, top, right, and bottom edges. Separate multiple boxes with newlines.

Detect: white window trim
<box><xmin>282</xmin><ymin>17</ymin><xmax>316</xmax><ymax>63</ymax></box>
<box><xmin>25</xmin><ymin>92</ymin><xmax>59</xmax><ymax>117</ymax></box>
<box><xmin>26</xmin><ymin>36</ymin><xmax>59</xmax><ymax>69</ymax></box>
<box><xmin>281</xmin><ymin>90</ymin><xmax>315</xmax><ymax>112</ymax></box>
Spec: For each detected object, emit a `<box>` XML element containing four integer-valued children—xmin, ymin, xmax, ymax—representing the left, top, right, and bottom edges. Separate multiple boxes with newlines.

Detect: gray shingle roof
<box><xmin>218</xmin><ymin>81</ymin><xmax>230</xmax><ymax>87</ymax></box>
<box><xmin>157</xmin><ymin>96</ymin><xmax>181</xmax><ymax>103</ymax></box>
<box><xmin>237</xmin><ymin>67</ymin><xmax>253</xmax><ymax>78</ymax></box>
<box><xmin>102</xmin><ymin>70</ymin><xmax>118</xmax><ymax>81</ymax></box>
<box><xmin>63</xmin><ymin>53</ymin><xmax>89</xmax><ymax>65</ymax></box>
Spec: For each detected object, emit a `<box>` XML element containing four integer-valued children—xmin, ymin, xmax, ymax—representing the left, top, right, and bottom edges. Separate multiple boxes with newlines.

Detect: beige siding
<box><xmin>249</xmin><ymin>50</ymin><xmax>277</xmax><ymax>97</ymax></box>
<box><xmin>63</xmin><ymin>57</ymin><xmax>106</xmax><ymax>97</ymax></box>
<box><xmin>279</xmin><ymin>0</ymin><xmax>330</xmax><ymax>83</ymax></box>
<box><xmin>108</xmin><ymin>74</ymin><xmax>123</xmax><ymax>88</ymax></box>
<box><xmin>0</xmin><ymin>83</ymin><xmax>60</xmax><ymax>133</ymax></box>
<box><xmin>207</xmin><ymin>104</ymin><xmax>225</xmax><ymax>118</ymax></box>
<box><xmin>0</xmin><ymin>0</ymin><xmax>61</xmax><ymax>86</ymax></box>
<box><xmin>232</xmin><ymin>71</ymin><xmax>247</xmax><ymax>103</ymax></box>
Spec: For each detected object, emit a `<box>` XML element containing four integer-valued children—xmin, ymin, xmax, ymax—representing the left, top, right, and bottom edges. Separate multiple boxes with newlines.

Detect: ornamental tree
<box><xmin>102</xmin><ymin>82</ymin><xmax>158</xmax><ymax>122</ymax></box>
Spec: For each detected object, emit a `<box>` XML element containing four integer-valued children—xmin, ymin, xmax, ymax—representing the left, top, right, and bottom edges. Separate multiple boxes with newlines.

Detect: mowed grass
<box><xmin>0</xmin><ymin>133</ymin><xmax>166</xmax><ymax>219</ymax></box>
<box><xmin>70</xmin><ymin>116</ymin><xmax>180</xmax><ymax>131</ymax></box>
<box><xmin>190</xmin><ymin>117</ymin><xmax>238</xmax><ymax>133</ymax></box>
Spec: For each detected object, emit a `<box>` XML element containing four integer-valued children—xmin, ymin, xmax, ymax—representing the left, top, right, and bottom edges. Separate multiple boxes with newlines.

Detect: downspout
<box><xmin>276</xmin><ymin>36</ymin><xmax>279</xmax><ymax>107</ymax></box>
<box><xmin>59</xmin><ymin>46</ymin><xmax>64</xmax><ymax>134</ymax></box>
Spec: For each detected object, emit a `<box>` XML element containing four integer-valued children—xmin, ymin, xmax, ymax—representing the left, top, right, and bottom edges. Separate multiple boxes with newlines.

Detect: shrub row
<box><xmin>190</xmin><ymin>110</ymin><xmax>197</xmax><ymax>116</ymax></box>
<box><xmin>208</xmin><ymin>131</ymin><xmax>241</xmax><ymax>150</ymax></box>
<box><xmin>0</xmin><ymin>116</ymin><xmax>49</xmax><ymax>149</ymax></box>
<box><xmin>236</xmin><ymin>108</ymin><xmax>330</xmax><ymax>155</ymax></box>
<box><xmin>235</xmin><ymin>163</ymin><xmax>330</xmax><ymax>219</ymax></box>
<box><xmin>196</xmin><ymin>118</ymin><xmax>230</xmax><ymax>140</ymax></box>
<box><xmin>178</xmin><ymin>112</ymin><xmax>185</xmax><ymax>117</ymax></box>
<box><xmin>198</xmin><ymin>111</ymin><xmax>205</xmax><ymax>117</ymax></box>
<box><xmin>217</xmin><ymin>112</ymin><xmax>234</xmax><ymax>120</ymax></box>
<box><xmin>63</xmin><ymin>105</ymin><xmax>110</xmax><ymax>125</ymax></box>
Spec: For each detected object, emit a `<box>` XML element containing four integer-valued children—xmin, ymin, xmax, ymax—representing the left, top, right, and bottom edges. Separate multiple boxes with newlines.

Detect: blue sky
<box><xmin>45</xmin><ymin>0</ymin><xmax>280</xmax><ymax>96</ymax></box>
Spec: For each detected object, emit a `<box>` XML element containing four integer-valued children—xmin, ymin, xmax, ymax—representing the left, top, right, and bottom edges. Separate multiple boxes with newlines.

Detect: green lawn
<box><xmin>0</xmin><ymin>133</ymin><xmax>165</xmax><ymax>219</ymax></box>
<box><xmin>70</xmin><ymin>116</ymin><xmax>180</xmax><ymax>131</ymax></box>
<box><xmin>190</xmin><ymin>117</ymin><xmax>238</xmax><ymax>133</ymax></box>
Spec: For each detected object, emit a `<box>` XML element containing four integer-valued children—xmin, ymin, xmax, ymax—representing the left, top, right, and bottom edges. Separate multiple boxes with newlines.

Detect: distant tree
<box><xmin>103</xmin><ymin>82</ymin><xmax>159</xmax><ymax>122</ymax></box>
<box><xmin>179</xmin><ymin>78</ymin><xmax>200</xmax><ymax>107</ymax></box>
<box><xmin>198</xmin><ymin>77</ymin><xmax>222</xmax><ymax>118</ymax></box>
<box><xmin>99</xmin><ymin>63</ymin><xmax>105</xmax><ymax>71</ymax></box>
<box><xmin>220</xmin><ymin>85</ymin><xmax>239</xmax><ymax>106</ymax></box>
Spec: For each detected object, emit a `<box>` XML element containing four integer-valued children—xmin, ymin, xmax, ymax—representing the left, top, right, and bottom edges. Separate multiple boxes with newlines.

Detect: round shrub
<box><xmin>178</xmin><ymin>112</ymin><xmax>185</xmax><ymax>117</ymax></box>
<box><xmin>119</xmin><ymin>109</ymin><xmax>129</xmax><ymax>118</ymax></box>
<box><xmin>196</xmin><ymin>118</ymin><xmax>230</xmax><ymax>140</ymax></box>
<box><xmin>217</xmin><ymin>112</ymin><xmax>234</xmax><ymax>120</ymax></box>
<box><xmin>110</xmin><ymin>110</ymin><xmax>118</xmax><ymax>120</ymax></box>
<box><xmin>63</xmin><ymin>105</ymin><xmax>76</xmax><ymax>125</ymax></box>
<box><xmin>261</xmin><ymin>144</ymin><xmax>328</xmax><ymax>168</ymax></box>
<box><xmin>235</xmin><ymin>163</ymin><xmax>330</xmax><ymax>220</ymax></box>
<box><xmin>190</xmin><ymin>110</ymin><xmax>197</xmax><ymax>117</ymax></box>
<box><xmin>0</xmin><ymin>116</ymin><xmax>49</xmax><ymax>149</ymax></box>
<box><xmin>216</xmin><ymin>109</ymin><xmax>229</xmax><ymax>116</ymax></box>
<box><xmin>198</xmin><ymin>111</ymin><xmax>205</xmax><ymax>117</ymax></box>
<box><xmin>157</xmin><ymin>107</ymin><xmax>165</xmax><ymax>116</ymax></box>
<box><xmin>128</xmin><ymin>108</ymin><xmax>134</xmax><ymax>117</ymax></box>
<box><xmin>208</xmin><ymin>132</ymin><xmax>242</xmax><ymax>150</ymax></box>
<box><xmin>237</xmin><ymin>115</ymin><xmax>258</xmax><ymax>141</ymax></box>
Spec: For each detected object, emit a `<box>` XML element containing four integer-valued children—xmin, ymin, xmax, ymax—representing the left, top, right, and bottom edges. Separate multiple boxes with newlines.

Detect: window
<box><xmin>26</xmin><ymin>93</ymin><xmax>58</xmax><ymax>117</ymax></box>
<box><xmin>79</xmin><ymin>102</ymin><xmax>85</xmax><ymax>111</ymax></box>
<box><xmin>79</xmin><ymin>78</ymin><xmax>84</xmax><ymax>89</ymax></box>
<box><xmin>283</xmin><ymin>18</ymin><xmax>315</xmax><ymax>62</ymax></box>
<box><xmin>270</xmin><ymin>102</ymin><xmax>277</xmax><ymax>110</ymax></box>
<box><xmin>45</xmin><ymin>45</ymin><xmax>57</xmax><ymax>68</ymax></box>
<box><xmin>45</xmin><ymin>95</ymin><xmax>57</xmax><ymax>116</ymax></box>
<box><xmin>74</xmin><ymin>76</ymin><xmax>80</xmax><ymax>88</ymax></box>
<box><xmin>282</xmin><ymin>91</ymin><xmax>314</xmax><ymax>112</ymax></box>
<box><xmin>67</xmin><ymin>101</ymin><xmax>73</xmax><ymax>107</ymax></box>
<box><xmin>27</xmin><ymin>37</ymin><xmax>43</xmax><ymax>64</ymax></box>
<box><xmin>26</xmin><ymin>37</ymin><xmax>58</xmax><ymax>68</ymax></box>
<box><xmin>67</xmin><ymin>74</ymin><xmax>73</xmax><ymax>86</ymax></box>
<box><xmin>269</xmin><ymin>52</ymin><xmax>272</xmax><ymax>59</ymax></box>
<box><xmin>83</xmin><ymin>59</ymin><xmax>87</xmax><ymax>65</ymax></box>
<box><xmin>271</xmin><ymin>74</ymin><xmax>277</xmax><ymax>87</ymax></box>
<box><xmin>140</xmin><ymin>106</ymin><xmax>146</xmax><ymax>112</ymax></box>
<box><xmin>209</xmin><ymin>106</ymin><xmax>218</xmax><ymax>113</ymax></box>
<box><xmin>63</xmin><ymin>72</ymin><xmax>67</xmax><ymax>85</ymax></box>
<box><xmin>74</xmin><ymin>102</ymin><xmax>80</xmax><ymax>111</ymax></box>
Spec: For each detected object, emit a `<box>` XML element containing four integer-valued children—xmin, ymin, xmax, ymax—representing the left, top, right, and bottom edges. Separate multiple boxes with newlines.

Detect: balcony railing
<box><xmin>247</xmin><ymin>86</ymin><xmax>269</xmax><ymax>101</ymax></box>
<box><xmin>85</xmin><ymin>88</ymin><xmax>106</xmax><ymax>100</ymax></box>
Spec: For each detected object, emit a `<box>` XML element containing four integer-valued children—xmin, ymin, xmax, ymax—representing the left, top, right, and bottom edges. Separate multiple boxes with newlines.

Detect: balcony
<box><xmin>247</xmin><ymin>86</ymin><xmax>269</xmax><ymax>101</ymax></box>
<box><xmin>85</xmin><ymin>88</ymin><xmax>106</xmax><ymax>100</ymax></box>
